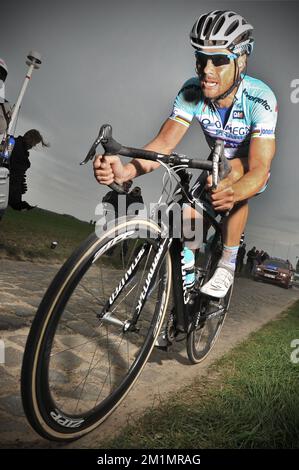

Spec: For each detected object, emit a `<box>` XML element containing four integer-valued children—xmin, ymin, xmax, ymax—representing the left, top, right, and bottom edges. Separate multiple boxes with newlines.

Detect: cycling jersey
<box><xmin>170</xmin><ymin>74</ymin><xmax>278</xmax><ymax>159</ymax></box>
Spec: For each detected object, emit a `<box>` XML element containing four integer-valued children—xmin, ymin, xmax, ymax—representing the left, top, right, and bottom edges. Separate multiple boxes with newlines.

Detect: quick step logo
<box><xmin>233</xmin><ymin>110</ymin><xmax>244</xmax><ymax>119</ymax></box>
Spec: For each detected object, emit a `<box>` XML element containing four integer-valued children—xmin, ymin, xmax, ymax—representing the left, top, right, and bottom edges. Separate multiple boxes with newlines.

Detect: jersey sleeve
<box><xmin>169</xmin><ymin>78</ymin><xmax>199</xmax><ymax>128</ymax></box>
<box><xmin>250</xmin><ymin>85</ymin><xmax>278</xmax><ymax>139</ymax></box>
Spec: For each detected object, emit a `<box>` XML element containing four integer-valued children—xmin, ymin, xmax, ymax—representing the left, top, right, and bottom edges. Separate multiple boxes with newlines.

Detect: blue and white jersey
<box><xmin>169</xmin><ymin>74</ymin><xmax>278</xmax><ymax>159</ymax></box>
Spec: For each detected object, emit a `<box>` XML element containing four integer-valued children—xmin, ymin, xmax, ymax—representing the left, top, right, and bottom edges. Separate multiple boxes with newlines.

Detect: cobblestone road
<box><xmin>0</xmin><ymin>259</ymin><xmax>298</xmax><ymax>448</ymax></box>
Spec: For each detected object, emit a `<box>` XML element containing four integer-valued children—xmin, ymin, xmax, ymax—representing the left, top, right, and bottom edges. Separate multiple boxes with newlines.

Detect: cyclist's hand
<box><xmin>206</xmin><ymin>175</ymin><xmax>235</xmax><ymax>212</ymax></box>
<box><xmin>210</xmin><ymin>186</ymin><xmax>235</xmax><ymax>212</ymax></box>
<box><xmin>205</xmin><ymin>174</ymin><xmax>233</xmax><ymax>191</ymax></box>
<box><xmin>93</xmin><ymin>155</ymin><xmax>125</xmax><ymax>185</ymax></box>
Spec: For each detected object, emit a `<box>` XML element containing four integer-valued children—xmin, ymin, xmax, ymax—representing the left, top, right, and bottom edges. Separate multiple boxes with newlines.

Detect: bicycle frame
<box><xmin>97</xmin><ymin>167</ymin><xmax>223</xmax><ymax>336</ymax></box>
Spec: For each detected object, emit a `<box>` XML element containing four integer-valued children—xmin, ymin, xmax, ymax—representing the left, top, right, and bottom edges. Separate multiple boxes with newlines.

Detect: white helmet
<box><xmin>190</xmin><ymin>10</ymin><xmax>254</xmax><ymax>55</ymax></box>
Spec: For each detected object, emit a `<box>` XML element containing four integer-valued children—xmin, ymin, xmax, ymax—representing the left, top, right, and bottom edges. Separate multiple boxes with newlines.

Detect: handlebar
<box><xmin>80</xmin><ymin>124</ymin><xmax>231</xmax><ymax>193</ymax></box>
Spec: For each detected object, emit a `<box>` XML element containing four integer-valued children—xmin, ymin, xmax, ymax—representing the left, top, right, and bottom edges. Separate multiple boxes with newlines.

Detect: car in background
<box><xmin>254</xmin><ymin>257</ymin><xmax>294</xmax><ymax>289</ymax></box>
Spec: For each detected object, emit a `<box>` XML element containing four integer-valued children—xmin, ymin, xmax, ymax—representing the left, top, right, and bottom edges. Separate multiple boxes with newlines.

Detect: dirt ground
<box><xmin>0</xmin><ymin>259</ymin><xmax>298</xmax><ymax>448</ymax></box>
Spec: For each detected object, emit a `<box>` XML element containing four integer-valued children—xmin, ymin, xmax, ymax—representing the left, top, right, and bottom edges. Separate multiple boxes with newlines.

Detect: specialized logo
<box><xmin>108</xmin><ymin>245</ymin><xmax>147</xmax><ymax>306</ymax></box>
<box><xmin>233</xmin><ymin>110</ymin><xmax>244</xmax><ymax>119</ymax></box>
<box><xmin>243</xmin><ymin>88</ymin><xmax>272</xmax><ymax>111</ymax></box>
<box><xmin>135</xmin><ymin>238</ymin><xmax>171</xmax><ymax>315</ymax></box>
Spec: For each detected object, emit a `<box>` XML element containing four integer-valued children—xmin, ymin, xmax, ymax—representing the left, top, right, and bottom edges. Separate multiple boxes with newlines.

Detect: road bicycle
<box><xmin>21</xmin><ymin>124</ymin><xmax>233</xmax><ymax>441</ymax></box>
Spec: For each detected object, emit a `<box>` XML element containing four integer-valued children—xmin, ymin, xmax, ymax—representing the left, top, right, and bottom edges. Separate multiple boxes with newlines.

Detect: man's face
<box><xmin>196</xmin><ymin>48</ymin><xmax>238</xmax><ymax>100</ymax></box>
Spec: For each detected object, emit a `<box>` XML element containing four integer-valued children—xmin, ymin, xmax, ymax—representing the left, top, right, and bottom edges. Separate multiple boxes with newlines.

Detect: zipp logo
<box><xmin>50</xmin><ymin>409</ymin><xmax>85</xmax><ymax>428</ymax></box>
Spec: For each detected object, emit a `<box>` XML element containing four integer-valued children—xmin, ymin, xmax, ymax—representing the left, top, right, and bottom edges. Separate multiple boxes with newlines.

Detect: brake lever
<box><xmin>80</xmin><ymin>124</ymin><xmax>112</xmax><ymax>165</ymax></box>
<box><xmin>80</xmin><ymin>124</ymin><xmax>127</xmax><ymax>194</ymax></box>
<box><xmin>211</xmin><ymin>140</ymin><xmax>223</xmax><ymax>190</ymax></box>
<box><xmin>209</xmin><ymin>140</ymin><xmax>232</xmax><ymax>218</ymax></box>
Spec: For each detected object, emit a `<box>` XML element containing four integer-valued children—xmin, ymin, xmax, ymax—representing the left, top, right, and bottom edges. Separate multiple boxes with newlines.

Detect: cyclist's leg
<box><xmin>222</xmin><ymin>200</ymin><xmax>249</xmax><ymax>245</ymax></box>
<box><xmin>181</xmin><ymin>203</ymin><xmax>203</xmax><ymax>250</ymax></box>
<box><xmin>200</xmin><ymin>201</ymin><xmax>248</xmax><ymax>297</ymax></box>
<box><xmin>201</xmin><ymin>170</ymin><xmax>271</xmax><ymax>297</ymax></box>
<box><xmin>200</xmin><ymin>157</ymin><xmax>255</xmax><ymax>297</ymax></box>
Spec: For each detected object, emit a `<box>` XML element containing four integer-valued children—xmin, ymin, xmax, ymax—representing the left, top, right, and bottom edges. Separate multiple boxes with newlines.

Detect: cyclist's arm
<box><xmin>209</xmin><ymin>139</ymin><xmax>275</xmax><ymax>211</ymax></box>
<box><xmin>231</xmin><ymin>137</ymin><xmax>275</xmax><ymax>202</ymax></box>
<box><xmin>94</xmin><ymin>118</ymin><xmax>188</xmax><ymax>185</ymax></box>
<box><xmin>206</xmin><ymin>157</ymin><xmax>248</xmax><ymax>191</ymax></box>
<box><xmin>121</xmin><ymin>118</ymin><xmax>188</xmax><ymax>181</ymax></box>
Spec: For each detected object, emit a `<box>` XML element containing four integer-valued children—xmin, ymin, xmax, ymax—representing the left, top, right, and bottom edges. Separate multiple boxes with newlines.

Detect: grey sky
<box><xmin>1</xmin><ymin>0</ymin><xmax>299</xmax><ymax>263</ymax></box>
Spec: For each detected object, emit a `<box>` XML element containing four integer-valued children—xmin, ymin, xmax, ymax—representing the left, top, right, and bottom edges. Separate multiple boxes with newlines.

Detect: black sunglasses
<box><xmin>195</xmin><ymin>51</ymin><xmax>237</xmax><ymax>69</ymax></box>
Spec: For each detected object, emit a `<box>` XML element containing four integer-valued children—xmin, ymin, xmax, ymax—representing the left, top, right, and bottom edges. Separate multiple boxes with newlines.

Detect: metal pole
<box><xmin>7</xmin><ymin>51</ymin><xmax>42</xmax><ymax>135</ymax></box>
<box><xmin>7</xmin><ymin>64</ymin><xmax>35</xmax><ymax>134</ymax></box>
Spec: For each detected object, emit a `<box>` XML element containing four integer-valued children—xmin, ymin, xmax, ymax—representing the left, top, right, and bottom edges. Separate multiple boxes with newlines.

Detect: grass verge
<box><xmin>103</xmin><ymin>300</ymin><xmax>299</xmax><ymax>449</ymax></box>
<box><xmin>0</xmin><ymin>207</ymin><xmax>94</xmax><ymax>262</ymax></box>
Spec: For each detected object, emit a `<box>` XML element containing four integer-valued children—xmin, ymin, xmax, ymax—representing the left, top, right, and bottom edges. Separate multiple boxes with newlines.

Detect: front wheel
<box><xmin>21</xmin><ymin>217</ymin><xmax>172</xmax><ymax>441</ymax></box>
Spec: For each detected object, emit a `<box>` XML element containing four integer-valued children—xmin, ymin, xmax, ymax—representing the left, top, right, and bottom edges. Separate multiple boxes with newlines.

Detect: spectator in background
<box><xmin>8</xmin><ymin>129</ymin><xmax>49</xmax><ymax>210</ymax></box>
<box><xmin>102</xmin><ymin>181</ymin><xmax>144</xmax><ymax>222</ymax></box>
<box><xmin>261</xmin><ymin>251</ymin><xmax>269</xmax><ymax>263</ymax></box>
<box><xmin>256</xmin><ymin>250</ymin><xmax>263</xmax><ymax>265</ymax></box>
<box><xmin>246</xmin><ymin>246</ymin><xmax>257</xmax><ymax>274</ymax></box>
<box><xmin>126</xmin><ymin>186</ymin><xmax>144</xmax><ymax>216</ymax></box>
<box><xmin>102</xmin><ymin>183</ymin><xmax>144</xmax><ymax>258</ymax></box>
<box><xmin>253</xmin><ymin>250</ymin><xmax>260</xmax><ymax>273</ymax></box>
<box><xmin>236</xmin><ymin>243</ymin><xmax>246</xmax><ymax>274</ymax></box>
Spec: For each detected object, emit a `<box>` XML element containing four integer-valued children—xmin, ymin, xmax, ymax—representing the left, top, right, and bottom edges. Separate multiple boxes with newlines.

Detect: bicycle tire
<box><xmin>21</xmin><ymin>217</ymin><xmax>171</xmax><ymax>441</ymax></box>
<box><xmin>186</xmin><ymin>231</ymin><xmax>233</xmax><ymax>364</ymax></box>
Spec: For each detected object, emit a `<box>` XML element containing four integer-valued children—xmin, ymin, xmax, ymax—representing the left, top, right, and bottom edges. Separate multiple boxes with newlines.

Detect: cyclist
<box><xmin>94</xmin><ymin>10</ymin><xmax>277</xmax><ymax>299</ymax></box>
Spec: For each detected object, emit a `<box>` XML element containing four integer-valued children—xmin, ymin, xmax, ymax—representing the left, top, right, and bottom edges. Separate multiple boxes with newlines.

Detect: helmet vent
<box><xmin>213</xmin><ymin>16</ymin><xmax>225</xmax><ymax>34</ymax></box>
<box><xmin>196</xmin><ymin>16</ymin><xmax>206</xmax><ymax>36</ymax></box>
<box><xmin>225</xmin><ymin>20</ymin><xmax>239</xmax><ymax>36</ymax></box>
<box><xmin>203</xmin><ymin>18</ymin><xmax>213</xmax><ymax>37</ymax></box>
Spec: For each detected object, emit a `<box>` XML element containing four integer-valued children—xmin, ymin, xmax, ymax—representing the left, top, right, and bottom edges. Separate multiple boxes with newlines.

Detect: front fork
<box><xmin>98</xmin><ymin>236</ymin><xmax>172</xmax><ymax>333</ymax></box>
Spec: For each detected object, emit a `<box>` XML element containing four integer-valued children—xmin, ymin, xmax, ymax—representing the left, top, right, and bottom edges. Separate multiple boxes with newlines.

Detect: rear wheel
<box><xmin>21</xmin><ymin>217</ymin><xmax>171</xmax><ymax>441</ymax></box>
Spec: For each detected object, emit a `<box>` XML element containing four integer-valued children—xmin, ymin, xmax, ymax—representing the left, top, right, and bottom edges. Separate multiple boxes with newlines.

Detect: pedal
<box><xmin>154</xmin><ymin>331</ymin><xmax>172</xmax><ymax>351</ymax></box>
<box><xmin>154</xmin><ymin>343</ymin><xmax>171</xmax><ymax>352</ymax></box>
